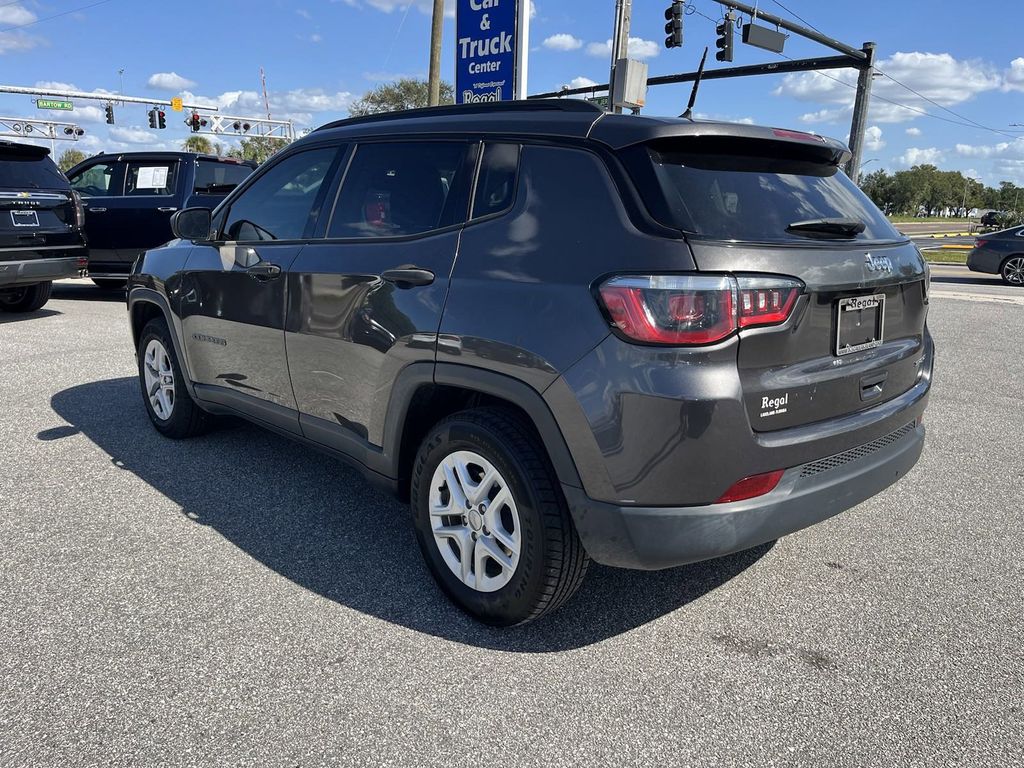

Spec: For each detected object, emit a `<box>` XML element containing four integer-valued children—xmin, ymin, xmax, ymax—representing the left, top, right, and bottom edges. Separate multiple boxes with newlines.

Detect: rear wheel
<box><xmin>137</xmin><ymin>317</ymin><xmax>208</xmax><ymax>438</ymax></box>
<box><xmin>1001</xmin><ymin>256</ymin><xmax>1024</xmax><ymax>286</ymax></box>
<box><xmin>410</xmin><ymin>408</ymin><xmax>589</xmax><ymax>626</ymax></box>
<box><xmin>92</xmin><ymin>278</ymin><xmax>127</xmax><ymax>289</ymax></box>
<box><xmin>0</xmin><ymin>281</ymin><xmax>52</xmax><ymax>313</ymax></box>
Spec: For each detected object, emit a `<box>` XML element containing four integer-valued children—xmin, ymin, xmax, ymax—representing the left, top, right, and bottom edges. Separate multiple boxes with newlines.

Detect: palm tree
<box><xmin>181</xmin><ymin>135</ymin><xmax>219</xmax><ymax>155</ymax></box>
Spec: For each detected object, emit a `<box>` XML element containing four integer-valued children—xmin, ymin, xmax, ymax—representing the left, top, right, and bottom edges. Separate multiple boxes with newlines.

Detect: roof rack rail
<box><xmin>315</xmin><ymin>98</ymin><xmax>604</xmax><ymax>132</ymax></box>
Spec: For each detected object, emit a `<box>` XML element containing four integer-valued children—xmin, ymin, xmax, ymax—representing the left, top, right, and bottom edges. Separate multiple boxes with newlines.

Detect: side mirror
<box><xmin>171</xmin><ymin>207</ymin><xmax>213</xmax><ymax>241</ymax></box>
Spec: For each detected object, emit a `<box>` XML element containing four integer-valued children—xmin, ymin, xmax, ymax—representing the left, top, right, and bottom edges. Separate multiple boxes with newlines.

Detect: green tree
<box><xmin>56</xmin><ymin>148</ymin><xmax>87</xmax><ymax>173</ymax></box>
<box><xmin>348</xmin><ymin>78</ymin><xmax>454</xmax><ymax>117</ymax></box>
<box><xmin>181</xmin><ymin>135</ymin><xmax>219</xmax><ymax>155</ymax></box>
<box><xmin>226</xmin><ymin>136</ymin><xmax>289</xmax><ymax>165</ymax></box>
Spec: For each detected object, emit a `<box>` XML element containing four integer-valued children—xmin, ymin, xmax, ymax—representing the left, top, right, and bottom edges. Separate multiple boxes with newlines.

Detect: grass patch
<box><xmin>921</xmin><ymin>248</ymin><xmax>968</xmax><ymax>264</ymax></box>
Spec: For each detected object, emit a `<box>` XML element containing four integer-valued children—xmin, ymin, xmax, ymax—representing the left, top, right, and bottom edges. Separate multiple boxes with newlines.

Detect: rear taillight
<box><xmin>598</xmin><ymin>274</ymin><xmax>802</xmax><ymax>346</ymax></box>
<box><xmin>71</xmin><ymin>191</ymin><xmax>85</xmax><ymax>229</ymax></box>
<box><xmin>975</xmin><ymin>239</ymin><xmax>988</xmax><ymax>248</ymax></box>
<box><xmin>716</xmin><ymin>469</ymin><xmax>785</xmax><ymax>503</ymax></box>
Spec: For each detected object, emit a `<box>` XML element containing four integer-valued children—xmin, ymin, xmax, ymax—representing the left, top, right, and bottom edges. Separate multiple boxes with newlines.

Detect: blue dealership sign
<box><xmin>455</xmin><ymin>0</ymin><xmax>525</xmax><ymax>103</ymax></box>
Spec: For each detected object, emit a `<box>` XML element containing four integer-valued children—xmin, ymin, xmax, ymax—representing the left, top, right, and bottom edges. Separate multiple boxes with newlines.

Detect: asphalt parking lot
<box><xmin>1</xmin><ymin>277</ymin><xmax>1021</xmax><ymax>767</ymax></box>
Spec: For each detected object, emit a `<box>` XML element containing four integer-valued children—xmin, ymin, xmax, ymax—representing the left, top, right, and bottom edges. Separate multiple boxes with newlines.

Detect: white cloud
<box><xmin>109</xmin><ymin>126</ymin><xmax>159</xmax><ymax>144</ymax></box>
<box><xmin>905</xmin><ymin>127</ymin><xmax>922</xmax><ymax>137</ymax></box>
<box><xmin>147</xmin><ymin>72</ymin><xmax>197</xmax><ymax>91</ymax></box>
<box><xmin>565</xmin><ymin>76</ymin><xmax>598</xmax><ymax>90</ymax></box>
<box><xmin>543</xmin><ymin>33</ymin><xmax>582</xmax><ymax>52</ymax></box>
<box><xmin>586</xmin><ymin>37</ymin><xmax>659</xmax><ymax>60</ymax></box>
<box><xmin>296</xmin><ymin>8</ymin><xmax>312</xmax><ymax>19</ymax></box>
<box><xmin>898</xmin><ymin>147</ymin><xmax>945</xmax><ymax>166</ymax></box>
<box><xmin>0</xmin><ymin>30</ymin><xmax>41</xmax><ymax>54</ymax></box>
<box><xmin>1003</xmin><ymin>57</ymin><xmax>1024</xmax><ymax>92</ymax></box>
<box><xmin>310</xmin><ymin>33</ymin><xmax>323</xmax><ymax>43</ymax></box>
<box><xmin>0</xmin><ymin>4</ymin><xmax>36</xmax><ymax>25</ymax></box>
<box><xmin>177</xmin><ymin>87</ymin><xmax>353</xmax><ymax>128</ymax></box>
<box><xmin>0</xmin><ymin>4</ymin><xmax>43</xmax><ymax>53</ymax></box>
<box><xmin>864</xmin><ymin>125</ymin><xmax>885</xmax><ymax>151</ymax></box>
<box><xmin>777</xmin><ymin>51</ymin><xmax>1001</xmax><ymax>124</ymax></box>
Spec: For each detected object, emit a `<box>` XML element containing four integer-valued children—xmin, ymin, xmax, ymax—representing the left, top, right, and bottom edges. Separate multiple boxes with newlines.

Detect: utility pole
<box><xmin>846</xmin><ymin>42</ymin><xmax>875</xmax><ymax>185</ymax></box>
<box><xmin>608</xmin><ymin>0</ymin><xmax>632</xmax><ymax>113</ymax></box>
<box><xmin>427</xmin><ymin>0</ymin><xmax>444</xmax><ymax>106</ymax></box>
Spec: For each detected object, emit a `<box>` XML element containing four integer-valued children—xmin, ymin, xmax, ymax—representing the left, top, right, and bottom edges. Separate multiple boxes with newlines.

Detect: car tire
<box><xmin>0</xmin><ymin>281</ymin><xmax>52</xmax><ymax>313</ymax></box>
<box><xmin>93</xmin><ymin>279</ymin><xmax>127</xmax><ymax>290</ymax></box>
<box><xmin>1000</xmin><ymin>256</ymin><xmax>1024</xmax><ymax>286</ymax></box>
<box><xmin>137</xmin><ymin>317</ymin><xmax>208</xmax><ymax>439</ymax></box>
<box><xmin>410</xmin><ymin>407</ymin><xmax>589</xmax><ymax>626</ymax></box>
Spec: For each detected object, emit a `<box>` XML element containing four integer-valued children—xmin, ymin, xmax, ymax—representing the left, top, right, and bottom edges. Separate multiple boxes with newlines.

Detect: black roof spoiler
<box><xmin>0</xmin><ymin>140</ymin><xmax>50</xmax><ymax>157</ymax></box>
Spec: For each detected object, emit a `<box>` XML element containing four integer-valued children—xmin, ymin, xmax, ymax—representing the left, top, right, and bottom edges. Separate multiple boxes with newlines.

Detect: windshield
<box><xmin>0</xmin><ymin>151</ymin><xmax>69</xmax><ymax>190</ymax></box>
<box><xmin>637</xmin><ymin>143</ymin><xmax>901</xmax><ymax>243</ymax></box>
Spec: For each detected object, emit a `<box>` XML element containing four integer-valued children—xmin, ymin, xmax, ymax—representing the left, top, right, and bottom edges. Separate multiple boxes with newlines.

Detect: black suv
<box><xmin>127</xmin><ymin>102</ymin><xmax>933</xmax><ymax>625</ymax></box>
<box><xmin>0</xmin><ymin>141</ymin><xmax>87</xmax><ymax>312</ymax></box>
<box><xmin>66</xmin><ymin>151</ymin><xmax>254</xmax><ymax>287</ymax></box>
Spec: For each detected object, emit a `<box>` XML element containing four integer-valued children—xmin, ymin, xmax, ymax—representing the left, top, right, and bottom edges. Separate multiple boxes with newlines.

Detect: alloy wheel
<box><xmin>1003</xmin><ymin>257</ymin><xmax>1024</xmax><ymax>285</ymax></box>
<box><xmin>428</xmin><ymin>450</ymin><xmax>522</xmax><ymax>593</ymax></box>
<box><xmin>143</xmin><ymin>339</ymin><xmax>175</xmax><ymax>420</ymax></box>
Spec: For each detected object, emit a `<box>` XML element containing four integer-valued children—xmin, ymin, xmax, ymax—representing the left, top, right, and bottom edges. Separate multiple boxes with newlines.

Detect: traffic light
<box><xmin>157</xmin><ymin>110</ymin><xmax>166</xmax><ymax>129</ymax></box>
<box><xmin>188</xmin><ymin>112</ymin><xmax>201</xmax><ymax>132</ymax></box>
<box><xmin>147</xmin><ymin>108</ymin><xmax>158</xmax><ymax>129</ymax></box>
<box><xmin>715</xmin><ymin>12</ymin><xmax>735</xmax><ymax>62</ymax></box>
<box><xmin>664</xmin><ymin>1</ymin><xmax>683</xmax><ymax>49</ymax></box>
<box><xmin>104</xmin><ymin>103</ymin><xmax>114</xmax><ymax>124</ymax></box>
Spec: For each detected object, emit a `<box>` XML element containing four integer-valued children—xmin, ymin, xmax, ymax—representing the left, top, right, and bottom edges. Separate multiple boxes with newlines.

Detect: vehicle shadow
<box><xmin>0</xmin><ymin>308</ymin><xmax>62</xmax><ymax>323</ymax></box>
<box><xmin>48</xmin><ymin>376</ymin><xmax>772</xmax><ymax>652</ymax></box>
<box><xmin>930</xmin><ymin>273</ymin><xmax>1004</xmax><ymax>287</ymax></box>
<box><xmin>52</xmin><ymin>281</ymin><xmax>125</xmax><ymax>302</ymax></box>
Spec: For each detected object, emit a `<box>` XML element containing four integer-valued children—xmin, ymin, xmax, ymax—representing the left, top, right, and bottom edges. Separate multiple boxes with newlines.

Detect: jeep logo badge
<box><xmin>865</xmin><ymin>253</ymin><xmax>893</xmax><ymax>273</ymax></box>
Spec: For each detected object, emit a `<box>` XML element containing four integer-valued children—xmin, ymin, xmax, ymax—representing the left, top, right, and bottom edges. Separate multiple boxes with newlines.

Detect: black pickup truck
<box><xmin>0</xmin><ymin>141</ymin><xmax>87</xmax><ymax>313</ymax></box>
<box><xmin>66</xmin><ymin>151</ymin><xmax>255</xmax><ymax>287</ymax></box>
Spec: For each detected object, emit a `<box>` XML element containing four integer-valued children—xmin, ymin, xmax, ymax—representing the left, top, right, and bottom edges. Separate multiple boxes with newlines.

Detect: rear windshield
<box><xmin>195</xmin><ymin>160</ymin><xmax>253</xmax><ymax>193</ymax></box>
<box><xmin>0</xmin><ymin>151</ymin><xmax>68</xmax><ymax>190</ymax></box>
<box><xmin>635</xmin><ymin>143</ymin><xmax>900</xmax><ymax>243</ymax></box>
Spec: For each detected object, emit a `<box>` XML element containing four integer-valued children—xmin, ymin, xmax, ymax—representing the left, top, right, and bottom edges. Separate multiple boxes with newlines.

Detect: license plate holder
<box><xmin>11</xmin><ymin>210</ymin><xmax>39</xmax><ymax>227</ymax></box>
<box><xmin>836</xmin><ymin>293</ymin><xmax>885</xmax><ymax>356</ymax></box>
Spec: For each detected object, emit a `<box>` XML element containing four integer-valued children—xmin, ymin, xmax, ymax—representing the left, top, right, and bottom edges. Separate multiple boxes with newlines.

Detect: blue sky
<box><xmin>2</xmin><ymin>0</ymin><xmax>1023</xmax><ymax>184</ymax></box>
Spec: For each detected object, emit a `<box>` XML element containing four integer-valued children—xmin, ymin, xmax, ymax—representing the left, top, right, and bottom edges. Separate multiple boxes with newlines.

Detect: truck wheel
<box><xmin>92</xmin><ymin>279</ymin><xmax>127</xmax><ymax>289</ymax></box>
<box><xmin>0</xmin><ymin>281</ymin><xmax>52</xmax><ymax>313</ymax></box>
<box><xmin>410</xmin><ymin>407</ymin><xmax>589</xmax><ymax>626</ymax></box>
<box><xmin>137</xmin><ymin>317</ymin><xmax>208</xmax><ymax>438</ymax></box>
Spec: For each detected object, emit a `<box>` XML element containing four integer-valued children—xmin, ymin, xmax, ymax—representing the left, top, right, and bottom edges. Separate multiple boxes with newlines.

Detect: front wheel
<box><xmin>0</xmin><ymin>281</ymin><xmax>52</xmax><ymax>313</ymax></box>
<box><xmin>1001</xmin><ymin>256</ymin><xmax>1024</xmax><ymax>286</ymax></box>
<box><xmin>410</xmin><ymin>408</ymin><xmax>589</xmax><ymax>626</ymax></box>
<box><xmin>137</xmin><ymin>317</ymin><xmax>208</xmax><ymax>438</ymax></box>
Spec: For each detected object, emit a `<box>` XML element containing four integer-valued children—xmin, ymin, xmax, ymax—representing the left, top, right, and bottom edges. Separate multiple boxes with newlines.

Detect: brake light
<box><xmin>716</xmin><ymin>469</ymin><xmax>785</xmax><ymax>503</ymax></box>
<box><xmin>598</xmin><ymin>274</ymin><xmax>802</xmax><ymax>346</ymax></box>
<box><xmin>975</xmin><ymin>239</ymin><xmax>988</xmax><ymax>247</ymax></box>
<box><xmin>772</xmin><ymin>128</ymin><xmax>825</xmax><ymax>143</ymax></box>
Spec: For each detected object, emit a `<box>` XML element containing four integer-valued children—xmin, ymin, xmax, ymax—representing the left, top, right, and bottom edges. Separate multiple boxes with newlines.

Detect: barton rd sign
<box><xmin>36</xmin><ymin>99</ymin><xmax>74</xmax><ymax>111</ymax></box>
<box><xmin>455</xmin><ymin>0</ymin><xmax>529</xmax><ymax>103</ymax></box>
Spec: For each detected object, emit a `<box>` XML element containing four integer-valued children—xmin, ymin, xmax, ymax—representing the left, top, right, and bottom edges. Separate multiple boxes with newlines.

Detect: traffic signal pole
<box><xmin>846</xmin><ymin>43</ymin><xmax>876</xmax><ymax>185</ymax></box>
<box><xmin>608</xmin><ymin>0</ymin><xmax>632</xmax><ymax>114</ymax></box>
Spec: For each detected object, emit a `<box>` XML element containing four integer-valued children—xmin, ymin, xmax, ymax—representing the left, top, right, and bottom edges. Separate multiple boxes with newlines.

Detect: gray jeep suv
<box><xmin>127</xmin><ymin>101</ymin><xmax>933</xmax><ymax>625</ymax></box>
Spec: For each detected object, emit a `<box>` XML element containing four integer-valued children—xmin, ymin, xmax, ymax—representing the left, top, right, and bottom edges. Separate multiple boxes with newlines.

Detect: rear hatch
<box><xmin>0</xmin><ymin>142</ymin><xmax>82</xmax><ymax>257</ymax></box>
<box><xmin>624</xmin><ymin>131</ymin><xmax>928</xmax><ymax>431</ymax></box>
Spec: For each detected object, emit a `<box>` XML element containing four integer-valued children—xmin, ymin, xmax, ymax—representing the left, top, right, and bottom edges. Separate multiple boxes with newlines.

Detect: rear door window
<box><xmin>69</xmin><ymin>161</ymin><xmax>122</xmax><ymax>197</ymax></box>
<box><xmin>327</xmin><ymin>141</ymin><xmax>474</xmax><ymax>239</ymax></box>
<box><xmin>634</xmin><ymin>140</ymin><xmax>900</xmax><ymax>243</ymax></box>
<box><xmin>0</xmin><ymin>149</ymin><xmax>69</xmax><ymax>190</ymax></box>
<box><xmin>194</xmin><ymin>160</ymin><xmax>253</xmax><ymax>194</ymax></box>
<box><xmin>472</xmin><ymin>143</ymin><xmax>519</xmax><ymax>219</ymax></box>
<box><xmin>125</xmin><ymin>161</ymin><xmax>178</xmax><ymax>196</ymax></box>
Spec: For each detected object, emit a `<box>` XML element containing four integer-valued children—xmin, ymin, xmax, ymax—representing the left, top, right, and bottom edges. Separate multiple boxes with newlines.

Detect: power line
<box><xmin>769</xmin><ymin>0</ymin><xmax>825</xmax><ymax>36</ymax></box>
<box><xmin>0</xmin><ymin>0</ymin><xmax>116</xmax><ymax>33</ymax></box>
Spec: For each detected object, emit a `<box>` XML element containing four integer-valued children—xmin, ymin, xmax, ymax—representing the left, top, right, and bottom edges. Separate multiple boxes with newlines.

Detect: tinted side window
<box><xmin>195</xmin><ymin>160</ymin><xmax>253</xmax><ymax>193</ymax></box>
<box><xmin>125</xmin><ymin>161</ymin><xmax>178</xmax><ymax>196</ymax></box>
<box><xmin>69</xmin><ymin>161</ymin><xmax>121</xmax><ymax>197</ymax></box>
<box><xmin>472</xmin><ymin>143</ymin><xmax>519</xmax><ymax>219</ymax></box>
<box><xmin>222</xmin><ymin>147</ymin><xmax>338</xmax><ymax>242</ymax></box>
<box><xmin>328</xmin><ymin>142</ymin><xmax>471</xmax><ymax>239</ymax></box>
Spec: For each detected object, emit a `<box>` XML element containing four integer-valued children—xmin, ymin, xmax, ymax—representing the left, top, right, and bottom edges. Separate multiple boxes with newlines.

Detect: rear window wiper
<box><xmin>786</xmin><ymin>217</ymin><xmax>865</xmax><ymax>239</ymax></box>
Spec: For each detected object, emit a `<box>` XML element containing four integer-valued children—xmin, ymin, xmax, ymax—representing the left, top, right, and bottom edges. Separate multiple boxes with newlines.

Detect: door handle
<box><xmin>381</xmin><ymin>267</ymin><xmax>435</xmax><ymax>287</ymax></box>
<box><xmin>157</xmin><ymin>206</ymin><xmax>178</xmax><ymax>212</ymax></box>
<box><xmin>87</xmin><ymin>207</ymin><xmax>107</xmax><ymax>212</ymax></box>
<box><xmin>247</xmin><ymin>262</ymin><xmax>282</xmax><ymax>281</ymax></box>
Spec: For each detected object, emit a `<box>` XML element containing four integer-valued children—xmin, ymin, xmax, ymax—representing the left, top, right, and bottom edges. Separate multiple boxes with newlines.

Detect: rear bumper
<box><xmin>966</xmin><ymin>247</ymin><xmax>1000</xmax><ymax>274</ymax></box>
<box><xmin>0</xmin><ymin>254</ymin><xmax>87</xmax><ymax>287</ymax></box>
<box><xmin>564</xmin><ymin>421</ymin><xmax>925</xmax><ymax>570</ymax></box>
